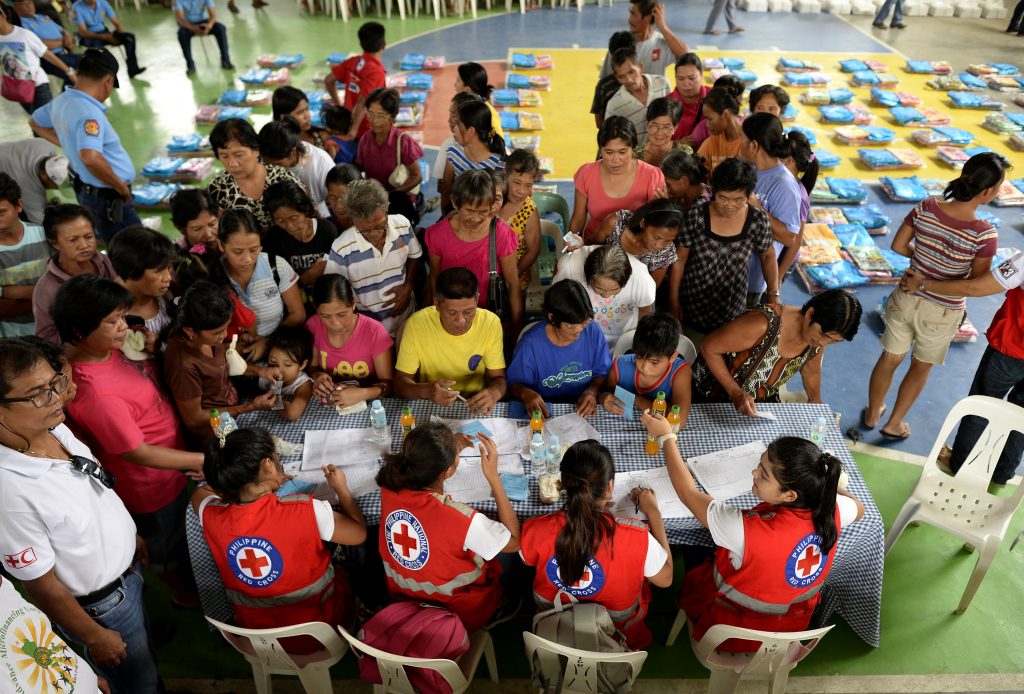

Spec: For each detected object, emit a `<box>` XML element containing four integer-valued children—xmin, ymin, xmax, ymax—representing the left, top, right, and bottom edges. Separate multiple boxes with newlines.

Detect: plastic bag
<box><xmin>132</xmin><ymin>182</ymin><xmax>180</xmax><ymax>206</ymax></box>
<box><xmin>406</xmin><ymin>73</ymin><xmax>433</xmax><ymax>90</ymax></box>
<box><xmin>858</xmin><ymin>149</ymin><xmax>900</xmax><ymax>169</ymax></box>
<box><xmin>167</xmin><ymin>134</ymin><xmax>204</xmax><ymax>152</ymax></box>
<box><xmin>851</xmin><ymin>70</ymin><xmax>881</xmax><ymax>86</ymax></box>
<box><xmin>843</xmin><ymin>204</ymin><xmax>891</xmax><ymax>230</ymax></box>
<box><xmin>932</xmin><ymin>126</ymin><xmax>974</xmax><ymax>145</ymax></box>
<box><xmin>889</xmin><ymin>106</ymin><xmax>925</xmax><ymax>125</ymax></box>
<box><xmin>819</xmin><ymin>105</ymin><xmax>854</xmax><ymax>124</ymax></box>
<box><xmin>870</xmin><ymin>88</ymin><xmax>899</xmax><ymax>108</ymax></box>
<box><xmin>399</xmin><ymin>90</ymin><xmax>428</xmax><ymax>104</ymax></box>
<box><xmin>840</xmin><ymin>59</ymin><xmax>868</xmax><ymax>73</ymax></box>
<box><xmin>785</xmin><ymin>125</ymin><xmax>817</xmax><ymax>145</ymax></box>
<box><xmin>826</xmin><ymin>177</ymin><xmax>868</xmax><ymax>202</ymax></box>
<box><xmin>806</xmin><ymin>260</ymin><xmax>870</xmax><ymax>289</ymax></box>
<box><xmin>142</xmin><ymin>157</ymin><xmax>185</xmax><ymax>177</ymax></box>
<box><xmin>813</xmin><ymin>149</ymin><xmax>841</xmax><ymax>169</ymax></box>
<box><xmin>400</xmin><ymin>53</ymin><xmax>425</xmax><ymax>70</ymax></box>
<box><xmin>880</xmin><ymin>176</ymin><xmax>928</xmax><ymax>202</ymax></box>
<box><xmin>832</xmin><ymin>223</ymin><xmax>874</xmax><ymax>249</ymax></box>
<box><xmin>828</xmin><ymin>88</ymin><xmax>855</xmax><ymax>104</ymax></box>
<box><xmin>880</xmin><ymin>249</ymin><xmax>910</xmax><ymax>276</ymax></box>
<box><xmin>732</xmin><ymin>69</ymin><xmax>757</xmax><ymax>84</ymax></box>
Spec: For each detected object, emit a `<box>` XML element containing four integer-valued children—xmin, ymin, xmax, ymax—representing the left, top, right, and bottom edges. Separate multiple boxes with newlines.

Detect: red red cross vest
<box><xmin>520</xmin><ymin>512</ymin><xmax>654</xmax><ymax>649</ymax></box>
<box><xmin>202</xmin><ymin>494</ymin><xmax>340</xmax><ymax>630</ymax></box>
<box><xmin>681</xmin><ymin>503</ymin><xmax>841</xmax><ymax>652</ymax></box>
<box><xmin>379</xmin><ymin>488</ymin><xmax>502</xmax><ymax>633</ymax></box>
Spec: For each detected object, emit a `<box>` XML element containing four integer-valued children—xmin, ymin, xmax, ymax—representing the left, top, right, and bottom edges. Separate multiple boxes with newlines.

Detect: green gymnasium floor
<box><xmin>145</xmin><ymin>451</ymin><xmax>1024</xmax><ymax>688</ymax></box>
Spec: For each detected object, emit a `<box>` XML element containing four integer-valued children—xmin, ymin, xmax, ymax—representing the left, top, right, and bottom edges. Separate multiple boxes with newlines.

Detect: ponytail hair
<box><xmin>204</xmin><ymin>427</ymin><xmax>277</xmax><ymax>503</ymax></box>
<box><xmin>376</xmin><ymin>422</ymin><xmax>457</xmax><ymax>492</ymax></box>
<box><xmin>944</xmin><ymin>151</ymin><xmax>1010</xmax><ymax>202</ymax></box>
<box><xmin>702</xmin><ymin>87</ymin><xmax>740</xmax><ymax>117</ymax></box>
<box><xmin>741</xmin><ymin>112</ymin><xmax>791</xmax><ymax>160</ymax></box>
<box><xmin>555</xmin><ymin>440</ymin><xmax>616</xmax><ymax>588</ymax></box>
<box><xmin>457</xmin><ymin>100</ymin><xmax>506</xmax><ymax>158</ymax></box>
<box><xmin>457</xmin><ymin>62</ymin><xmax>494</xmax><ymax>100</ymax></box>
<box><xmin>785</xmin><ymin>129</ymin><xmax>819</xmax><ymax>194</ymax></box>
<box><xmin>766</xmin><ymin>437</ymin><xmax>842</xmax><ymax>553</ymax></box>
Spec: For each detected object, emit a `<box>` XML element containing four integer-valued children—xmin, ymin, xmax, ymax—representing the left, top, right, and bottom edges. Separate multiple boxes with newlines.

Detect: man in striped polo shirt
<box><xmin>0</xmin><ymin>174</ymin><xmax>50</xmax><ymax>337</ymax></box>
<box><xmin>323</xmin><ymin>179</ymin><xmax>421</xmax><ymax>336</ymax></box>
<box><xmin>604</xmin><ymin>47</ymin><xmax>671</xmax><ymax>148</ymax></box>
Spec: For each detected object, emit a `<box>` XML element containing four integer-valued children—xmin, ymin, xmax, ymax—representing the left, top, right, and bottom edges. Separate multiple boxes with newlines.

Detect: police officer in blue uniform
<box><xmin>11</xmin><ymin>0</ymin><xmax>81</xmax><ymax>88</ymax></box>
<box><xmin>70</xmin><ymin>0</ymin><xmax>145</xmax><ymax>79</ymax></box>
<box><xmin>29</xmin><ymin>49</ymin><xmax>140</xmax><ymax>243</ymax></box>
<box><xmin>173</xmin><ymin>0</ymin><xmax>232</xmax><ymax>75</ymax></box>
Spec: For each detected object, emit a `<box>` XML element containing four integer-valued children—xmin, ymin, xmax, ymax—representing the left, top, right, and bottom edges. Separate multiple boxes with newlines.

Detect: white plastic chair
<box><xmin>666</xmin><ymin>615</ymin><xmax>832</xmax><ymax>694</ymax></box>
<box><xmin>205</xmin><ymin>617</ymin><xmax>348</xmax><ymax>694</ymax></box>
<box><xmin>337</xmin><ymin>624</ymin><xmax>498</xmax><ymax>693</ymax></box>
<box><xmin>522</xmin><ymin>631</ymin><xmax>647</xmax><ymax>693</ymax></box>
<box><xmin>539</xmin><ymin>219</ymin><xmax>565</xmax><ymax>255</ymax></box>
<box><xmin>612</xmin><ymin>329</ymin><xmax>696</xmax><ymax>364</ymax></box>
<box><xmin>506</xmin><ymin>0</ymin><xmax>526</xmax><ymax>12</ymax></box>
<box><xmin>884</xmin><ymin>395</ymin><xmax>1024</xmax><ymax>614</ymax></box>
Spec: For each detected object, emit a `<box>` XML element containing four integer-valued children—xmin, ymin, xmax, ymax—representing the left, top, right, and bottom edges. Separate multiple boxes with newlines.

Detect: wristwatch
<box><xmin>657</xmin><ymin>433</ymin><xmax>677</xmax><ymax>446</ymax></box>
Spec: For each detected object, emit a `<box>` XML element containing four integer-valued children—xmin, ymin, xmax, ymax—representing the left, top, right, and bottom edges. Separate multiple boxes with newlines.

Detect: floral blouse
<box><xmin>504</xmin><ymin>196</ymin><xmax>537</xmax><ymax>291</ymax></box>
<box><xmin>207</xmin><ymin>163</ymin><xmax>303</xmax><ymax>231</ymax></box>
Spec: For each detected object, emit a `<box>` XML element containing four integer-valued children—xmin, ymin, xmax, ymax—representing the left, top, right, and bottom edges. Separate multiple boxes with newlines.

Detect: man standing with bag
<box><xmin>29</xmin><ymin>49</ymin><xmax>139</xmax><ymax>243</ymax></box>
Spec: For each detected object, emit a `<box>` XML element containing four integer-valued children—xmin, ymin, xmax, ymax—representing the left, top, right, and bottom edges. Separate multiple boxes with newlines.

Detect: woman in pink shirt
<box><xmin>570</xmin><ymin>117</ymin><xmax>665</xmax><ymax>242</ymax></box>
<box><xmin>355</xmin><ymin>88</ymin><xmax>425</xmax><ymax>225</ymax></box>
<box><xmin>53</xmin><ymin>274</ymin><xmax>204</xmax><ymax>609</ymax></box>
<box><xmin>307</xmin><ymin>273</ymin><xmax>394</xmax><ymax>409</ymax></box>
<box><xmin>425</xmin><ymin>170</ymin><xmax>523</xmax><ymax>326</ymax></box>
<box><xmin>667</xmin><ymin>53</ymin><xmax>709</xmax><ymax>141</ymax></box>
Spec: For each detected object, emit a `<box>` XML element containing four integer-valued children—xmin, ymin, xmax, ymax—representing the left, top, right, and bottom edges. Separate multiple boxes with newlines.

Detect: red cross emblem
<box><xmin>3</xmin><ymin>547</ymin><xmax>37</xmax><ymax>570</ymax></box>
<box><xmin>392</xmin><ymin>522</ymin><xmax>419</xmax><ymax>559</ymax></box>
<box><xmin>796</xmin><ymin>545</ymin><xmax>822</xmax><ymax>578</ymax></box>
<box><xmin>237</xmin><ymin>548</ymin><xmax>271</xmax><ymax>579</ymax></box>
<box><xmin>570</xmin><ymin>569</ymin><xmax>592</xmax><ymax>589</ymax></box>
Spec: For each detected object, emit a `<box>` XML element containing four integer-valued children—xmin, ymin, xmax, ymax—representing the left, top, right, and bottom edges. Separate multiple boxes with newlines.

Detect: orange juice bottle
<box><xmin>530</xmin><ymin>409</ymin><xmax>544</xmax><ymax>433</ymax></box>
<box><xmin>668</xmin><ymin>405</ymin><xmax>681</xmax><ymax>434</ymax></box>
<box><xmin>653</xmin><ymin>391</ymin><xmax>667</xmax><ymax>417</ymax></box>
<box><xmin>209</xmin><ymin>408</ymin><xmax>221</xmax><ymax>433</ymax></box>
<box><xmin>645</xmin><ymin>434</ymin><xmax>659</xmax><ymax>456</ymax></box>
<box><xmin>401</xmin><ymin>407</ymin><xmax>415</xmax><ymax>437</ymax></box>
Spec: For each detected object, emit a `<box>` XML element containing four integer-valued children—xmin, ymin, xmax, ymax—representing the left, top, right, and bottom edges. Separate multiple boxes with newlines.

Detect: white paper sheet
<box><xmin>431</xmin><ymin>416</ymin><xmax>523</xmax><ymax>456</ymax></box>
<box><xmin>516</xmin><ymin>413</ymin><xmax>602</xmax><ymax>458</ymax></box>
<box><xmin>443</xmin><ymin>454</ymin><xmax>525</xmax><ymax>503</ymax></box>
<box><xmin>609</xmin><ymin>466</ymin><xmax>693</xmax><ymax>520</ymax></box>
<box><xmin>300</xmin><ymin>429</ymin><xmax>387</xmax><ymax>472</ymax></box>
<box><xmin>686</xmin><ymin>440</ymin><xmax>767</xmax><ymax>501</ymax></box>
<box><xmin>282</xmin><ymin>461</ymin><xmax>381</xmax><ymax>501</ymax></box>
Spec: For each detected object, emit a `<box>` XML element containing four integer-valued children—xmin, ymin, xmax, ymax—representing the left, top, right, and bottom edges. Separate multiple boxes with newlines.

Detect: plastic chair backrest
<box><xmin>337</xmin><ymin>624</ymin><xmax>469</xmax><ymax>694</ymax></box>
<box><xmin>694</xmin><ymin>623</ymin><xmax>833</xmax><ymax>678</ymax></box>
<box><xmin>540</xmin><ymin>219</ymin><xmax>566</xmax><ymax>255</ymax></box>
<box><xmin>612</xmin><ymin>329</ymin><xmax>635</xmax><ymax>359</ymax></box>
<box><xmin>522</xmin><ymin>631</ymin><xmax>647</xmax><ymax>693</ymax></box>
<box><xmin>677</xmin><ymin>336</ymin><xmax>697</xmax><ymax>365</ymax></box>
<box><xmin>534</xmin><ymin>191</ymin><xmax>571</xmax><ymax>232</ymax></box>
<box><xmin>205</xmin><ymin>617</ymin><xmax>347</xmax><ymax>671</ymax></box>
<box><xmin>915</xmin><ymin>395</ymin><xmax>1024</xmax><ymax>533</ymax></box>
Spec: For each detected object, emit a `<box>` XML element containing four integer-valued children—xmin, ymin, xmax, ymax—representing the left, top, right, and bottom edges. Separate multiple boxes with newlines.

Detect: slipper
<box><xmin>729</xmin><ymin>26</ymin><xmax>745</xmax><ymax>33</ymax></box>
<box><xmin>860</xmin><ymin>404</ymin><xmax>885</xmax><ymax>430</ymax></box>
<box><xmin>880</xmin><ymin>423</ymin><xmax>911</xmax><ymax>441</ymax></box>
<box><xmin>703</xmin><ymin>30</ymin><xmax>721</xmax><ymax>35</ymax></box>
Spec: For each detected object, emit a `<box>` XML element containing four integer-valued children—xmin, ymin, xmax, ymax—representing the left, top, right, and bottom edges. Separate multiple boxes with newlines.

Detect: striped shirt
<box><xmin>604</xmin><ymin>75</ymin><xmax>672</xmax><ymax>148</ymax></box>
<box><xmin>0</xmin><ymin>224</ymin><xmax>49</xmax><ymax>337</ymax></box>
<box><xmin>906</xmin><ymin>197</ymin><xmax>997</xmax><ymax>310</ymax></box>
<box><xmin>445</xmin><ymin>146</ymin><xmax>504</xmax><ymax>177</ymax></box>
<box><xmin>323</xmin><ymin>214</ymin><xmax>423</xmax><ymax>336</ymax></box>
<box><xmin>224</xmin><ymin>253</ymin><xmax>298</xmax><ymax>337</ymax></box>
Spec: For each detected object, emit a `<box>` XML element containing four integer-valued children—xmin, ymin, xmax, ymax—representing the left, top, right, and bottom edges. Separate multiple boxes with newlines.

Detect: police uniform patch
<box><xmin>83</xmin><ymin>119</ymin><xmax>100</xmax><ymax>136</ymax></box>
<box><xmin>545</xmin><ymin>556</ymin><xmax>606</xmax><ymax>598</ymax></box>
<box><xmin>784</xmin><ymin>532</ymin><xmax>828</xmax><ymax>588</ymax></box>
<box><xmin>227</xmin><ymin>536</ymin><xmax>284</xmax><ymax>588</ymax></box>
<box><xmin>385</xmin><ymin>510</ymin><xmax>430</xmax><ymax>570</ymax></box>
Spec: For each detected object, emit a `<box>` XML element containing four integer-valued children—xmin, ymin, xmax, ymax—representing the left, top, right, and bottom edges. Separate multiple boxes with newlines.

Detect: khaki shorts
<box><xmin>880</xmin><ymin>290</ymin><xmax>964</xmax><ymax>365</ymax></box>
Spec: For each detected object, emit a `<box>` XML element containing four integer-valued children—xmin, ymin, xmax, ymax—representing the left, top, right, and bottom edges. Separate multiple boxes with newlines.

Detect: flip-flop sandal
<box><xmin>880</xmin><ymin>423</ymin><xmax>911</xmax><ymax>441</ymax></box>
<box><xmin>860</xmin><ymin>404</ymin><xmax>886</xmax><ymax>430</ymax></box>
<box><xmin>729</xmin><ymin>27</ymin><xmax>745</xmax><ymax>33</ymax></box>
<box><xmin>703</xmin><ymin>30</ymin><xmax>721</xmax><ymax>35</ymax></box>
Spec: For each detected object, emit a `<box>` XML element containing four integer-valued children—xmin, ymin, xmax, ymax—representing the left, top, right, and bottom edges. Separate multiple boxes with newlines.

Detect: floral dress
<box><xmin>207</xmin><ymin>163</ymin><xmax>304</xmax><ymax>231</ymax></box>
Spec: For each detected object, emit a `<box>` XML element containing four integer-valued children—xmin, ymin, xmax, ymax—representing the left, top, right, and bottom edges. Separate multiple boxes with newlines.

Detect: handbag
<box><xmin>487</xmin><ymin>218</ymin><xmax>512</xmax><ymax>321</ymax></box>
<box><xmin>387</xmin><ymin>131</ymin><xmax>421</xmax><ymax>196</ymax></box>
<box><xmin>1</xmin><ymin>74</ymin><xmax>36</xmax><ymax>104</ymax></box>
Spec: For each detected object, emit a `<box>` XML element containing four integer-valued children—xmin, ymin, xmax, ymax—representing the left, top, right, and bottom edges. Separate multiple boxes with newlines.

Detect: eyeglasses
<box><xmin>70</xmin><ymin>455</ymin><xmax>116</xmax><ymax>489</ymax></box>
<box><xmin>366</xmin><ymin>111</ymin><xmax>392</xmax><ymax>121</ymax></box>
<box><xmin>0</xmin><ymin>372</ymin><xmax>69</xmax><ymax>408</ymax></box>
<box><xmin>647</xmin><ymin>123</ymin><xmax>675</xmax><ymax>133</ymax></box>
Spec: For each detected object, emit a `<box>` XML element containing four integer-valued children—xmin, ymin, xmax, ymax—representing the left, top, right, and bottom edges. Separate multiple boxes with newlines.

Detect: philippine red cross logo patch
<box><xmin>83</xmin><ymin>120</ymin><xmax>100</xmax><ymax>136</ymax></box>
<box><xmin>4</xmin><ymin>547</ymin><xmax>38</xmax><ymax>570</ymax></box>
<box><xmin>785</xmin><ymin>533</ymin><xmax>829</xmax><ymax>588</ymax></box>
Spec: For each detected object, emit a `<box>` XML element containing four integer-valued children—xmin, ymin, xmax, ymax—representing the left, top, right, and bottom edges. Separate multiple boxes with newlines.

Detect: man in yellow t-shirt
<box><xmin>395</xmin><ymin>267</ymin><xmax>506</xmax><ymax>414</ymax></box>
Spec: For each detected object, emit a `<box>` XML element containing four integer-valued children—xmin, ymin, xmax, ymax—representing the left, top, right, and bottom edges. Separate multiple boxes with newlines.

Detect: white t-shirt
<box><xmin>199</xmin><ymin>492</ymin><xmax>338</xmax><ymax>541</ymax></box>
<box><xmin>0</xmin><ymin>26</ymin><xmax>49</xmax><ymax>87</ymax></box>
<box><xmin>464</xmin><ymin>513</ymin><xmax>511</xmax><ymax>561</ymax></box>
<box><xmin>433</xmin><ymin>135</ymin><xmax>457</xmax><ymax>180</ymax></box>
<box><xmin>0</xmin><ymin>424</ymin><xmax>137</xmax><ymax>596</ymax></box>
<box><xmin>293</xmin><ymin>142</ymin><xmax>336</xmax><ymax>218</ymax></box>
<box><xmin>708</xmin><ymin>495</ymin><xmax>861</xmax><ymax>570</ymax></box>
<box><xmin>553</xmin><ymin>245</ymin><xmax>657</xmax><ymax>349</ymax></box>
<box><xmin>599</xmin><ymin>30</ymin><xmax>674</xmax><ymax>79</ymax></box>
<box><xmin>992</xmin><ymin>251</ymin><xmax>1024</xmax><ymax>290</ymax></box>
<box><xmin>0</xmin><ymin>578</ymin><xmax>101</xmax><ymax>693</ymax></box>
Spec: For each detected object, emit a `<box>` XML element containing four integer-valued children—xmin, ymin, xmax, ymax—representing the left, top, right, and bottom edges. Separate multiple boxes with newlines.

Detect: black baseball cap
<box><xmin>80</xmin><ymin>48</ymin><xmax>120</xmax><ymax>88</ymax></box>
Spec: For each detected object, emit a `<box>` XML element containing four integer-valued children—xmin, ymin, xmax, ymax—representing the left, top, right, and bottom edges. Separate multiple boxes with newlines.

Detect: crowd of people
<box><xmin>0</xmin><ymin>1</ymin><xmax>1021</xmax><ymax>692</ymax></box>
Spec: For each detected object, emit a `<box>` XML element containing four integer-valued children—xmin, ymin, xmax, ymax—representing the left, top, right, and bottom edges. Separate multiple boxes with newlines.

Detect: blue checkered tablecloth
<box><xmin>186</xmin><ymin>400</ymin><xmax>884</xmax><ymax>646</ymax></box>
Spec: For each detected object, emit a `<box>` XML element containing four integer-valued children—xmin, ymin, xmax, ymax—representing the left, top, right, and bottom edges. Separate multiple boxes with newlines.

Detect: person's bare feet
<box><xmin>861</xmin><ymin>403</ymin><xmax>886</xmax><ymax>429</ymax></box>
<box><xmin>880</xmin><ymin>421</ymin><xmax>911</xmax><ymax>441</ymax></box>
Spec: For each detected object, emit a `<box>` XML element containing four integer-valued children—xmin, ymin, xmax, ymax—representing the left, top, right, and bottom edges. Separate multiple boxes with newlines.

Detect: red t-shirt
<box><xmin>331</xmin><ymin>53</ymin><xmax>386</xmax><ymax>136</ymax></box>
<box><xmin>668</xmin><ymin>84</ymin><xmax>709</xmax><ymax>140</ymax></box>
<box><xmin>67</xmin><ymin>353</ymin><xmax>188</xmax><ymax>514</ymax></box>
<box><xmin>987</xmin><ymin>252</ymin><xmax>1024</xmax><ymax>360</ymax></box>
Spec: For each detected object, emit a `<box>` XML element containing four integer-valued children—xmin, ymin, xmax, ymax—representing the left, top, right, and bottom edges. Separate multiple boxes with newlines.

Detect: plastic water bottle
<box><xmin>546</xmin><ymin>435</ymin><xmax>562</xmax><ymax>475</ymax></box>
<box><xmin>369</xmin><ymin>400</ymin><xmax>389</xmax><ymax>445</ymax></box>
<box><xmin>809</xmin><ymin>415</ymin><xmax>828</xmax><ymax>445</ymax></box>
<box><xmin>530</xmin><ymin>432</ymin><xmax>545</xmax><ymax>464</ymax></box>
